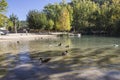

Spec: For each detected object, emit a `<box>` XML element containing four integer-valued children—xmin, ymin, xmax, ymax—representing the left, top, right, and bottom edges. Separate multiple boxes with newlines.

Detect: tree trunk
<box><xmin>14</xmin><ymin>20</ymin><xmax>17</xmax><ymax>33</ymax></box>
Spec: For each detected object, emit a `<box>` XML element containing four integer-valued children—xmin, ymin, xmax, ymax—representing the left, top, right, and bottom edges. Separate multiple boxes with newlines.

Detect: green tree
<box><xmin>56</xmin><ymin>7</ymin><xmax>71</xmax><ymax>31</ymax></box>
<box><xmin>25</xmin><ymin>0</ymin><xmax>120</xmax><ymax>36</ymax></box>
<box><xmin>0</xmin><ymin>0</ymin><xmax>8</xmax><ymax>28</ymax></box>
<box><xmin>9</xmin><ymin>14</ymin><xmax>19</xmax><ymax>33</ymax></box>
<box><xmin>7</xmin><ymin>20</ymin><xmax>13</xmax><ymax>31</ymax></box>
<box><xmin>0</xmin><ymin>14</ymin><xmax>13</xmax><ymax>30</ymax></box>
<box><xmin>38</xmin><ymin>13</ymin><xmax>47</xmax><ymax>30</ymax></box>
<box><xmin>0</xmin><ymin>14</ymin><xmax>5</xmax><ymax>27</ymax></box>
<box><xmin>0</xmin><ymin>0</ymin><xmax>7</xmax><ymax>13</ymax></box>
<box><xmin>109</xmin><ymin>0</ymin><xmax>120</xmax><ymax>35</ymax></box>
<box><xmin>66</xmin><ymin>4</ymin><xmax>73</xmax><ymax>28</ymax></box>
<box><xmin>19</xmin><ymin>21</ymin><xmax>28</xmax><ymax>28</ymax></box>
<box><xmin>43</xmin><ymin>3</ymin><xmax>62</xmax><ymax>30</ymax></box>
<box><xmin>46</xmin><ymin>19</ymin><xmax>54</xmax><ymax>31</ymax></box>
<box><xmin>72</xmin><ymin>0</ymin><xmax>98</xmax><ymax>32</ymax></box>
<box><xmin>27</xmin><ymin>10</ymin><xmax>47</xmax><ymax>31</ymax></box>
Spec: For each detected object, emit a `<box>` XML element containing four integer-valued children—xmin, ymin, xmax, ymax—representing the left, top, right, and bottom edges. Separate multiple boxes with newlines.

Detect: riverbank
<box><xmin>0</xmin><ymin>33</ymin><xmax>57</xmax><ymax>41</ymax></box>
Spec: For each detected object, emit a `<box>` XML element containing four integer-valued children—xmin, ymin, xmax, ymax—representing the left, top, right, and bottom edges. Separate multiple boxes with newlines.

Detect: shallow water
<box><xmin>0</xmin><ymin>35</ymin><xmax>120</xmax><ymax>79</ymax></box>
<box><xmin>0</xmin><ymin>35</ymin><xmax>120</xmax><ymax>54</ymax></box>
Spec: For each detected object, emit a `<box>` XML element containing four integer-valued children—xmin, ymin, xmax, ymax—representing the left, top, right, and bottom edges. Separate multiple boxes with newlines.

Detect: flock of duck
<box><xmin>16</xmin><ymin>40</ymin><xmax>119</xmax><ymax>64</ymax></box>
<box><xmin>38</xmin><ymin>43</ymin><xmax>119</xmax><ymax>63</ymax></box>
<box><xmin>16</xmin><ymin>41</ymin><xmax>69</xmax><ymax>64</ymax></box>
<box><xmin>39</xmin><ymin>43</ymin><xmax>69</xmax><ymax>63</ymax></box>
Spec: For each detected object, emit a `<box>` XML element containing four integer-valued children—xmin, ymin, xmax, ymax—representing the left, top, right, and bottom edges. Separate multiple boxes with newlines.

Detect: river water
<box><xmin>0</xmin><ymin>36</ymin><xmax>120</xmax><ymax>53</ymax></box>
<box><xmin>0</xmin><ymin>35</ymin><xmax>120</xmax><ymax>80</ymax></box>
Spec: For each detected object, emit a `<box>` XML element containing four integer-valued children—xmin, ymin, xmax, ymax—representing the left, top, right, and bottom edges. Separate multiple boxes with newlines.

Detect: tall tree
<box><xmin>0</xmin><ymin>0</ymin><xmax>8</xmax><ymax>28</ymax></box>
<box><xmin>72</xmin><ymin>0</ymin><xmax>98</xmax><ymax>32</ymax></box>
<box><xmin>0</xmin><ymin>0</ymin><xmax>7</xmax><ymax>13</ymax></box>
<box><xmin>56</xmin><ymin>7</ymin><xmax>71</xmax><ymax>31</ymax></box>
<box><xmin>43</xmin><ymin>3</ymin><xmax>62</xmax><ymax>30</ymax></box>
<box><xmin>0</xmin><ymin>14</ymin><xmax>13</xmax><ymax>30</ymax></box>
<box><xmin>27</xmin><ymin>10</ymin><xmax>47</xmax><ymax>31</ymax></box>
<box><xmin>46</xmin><ymin>19</ymin><xmax>54</xmax><ymax>31</ymax></box>
<box><xmin>9</xmin><ymin>14</ymin><xmax>19</xmax><ymax>33</ymax></box>
<box><xmin>0</xmin><ymin>14</ymin><xmax>7</xmax><ymax>27</ymax></box>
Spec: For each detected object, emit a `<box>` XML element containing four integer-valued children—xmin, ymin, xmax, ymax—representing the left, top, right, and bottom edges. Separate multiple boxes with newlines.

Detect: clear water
<box><xmin>0</xmin><ymin>36</ymin><xmax>120</xmax><ymax>54</ymax></box>
<box><xmin>0</xmin><ymin>35</ymin><xmax>120</xmax><ymax>79</ymax></box>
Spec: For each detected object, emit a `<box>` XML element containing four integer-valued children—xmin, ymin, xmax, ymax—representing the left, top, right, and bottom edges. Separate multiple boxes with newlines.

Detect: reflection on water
<box><xmin>0</xmin><ymin>36</ymin><xmax>120</xmax><ymax>79</ymax></box>
<box><xmin>17</xmin><ymin>52</ymin><xmax>31</xmax><ymax>64</ymax></box>
<box><xmin>0</xmin><ymin>36</ymin><xmax>120</xmax><ymax>54</ymax></box>
<box><xmin>17</xmin><ymin>42</ymin><xmax>31</xmax><ymax>64</ymax></box>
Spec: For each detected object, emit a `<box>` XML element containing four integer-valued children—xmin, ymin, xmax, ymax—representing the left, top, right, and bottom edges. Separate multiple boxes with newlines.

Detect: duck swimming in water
<box><xmin>65</xmin><ymin>45</ymin><xmax>69</xmax><ymax>48</ymax></box>
<box><xmin>58</xmin><ymin>43</ymin><xmax>62</xmax><ymax>46</ymax></box>
<box><xmin>17</xmin><ymin>41</ymin><xmax>20</xmax><ymax>44</ymax></box>
<box><xmin>62</xmin><ymin>50</ymin><xmax>68</xmax><ymax>56</ymax></box>
<box><xmin>113</xmin><ymin>44</ymin><xmax>119</xmax><ymax>48</ymax></box>
<box><xmin>39</xmin><ymin>57</ymin><xmax>51</xmax><ymax>63</ymax></box>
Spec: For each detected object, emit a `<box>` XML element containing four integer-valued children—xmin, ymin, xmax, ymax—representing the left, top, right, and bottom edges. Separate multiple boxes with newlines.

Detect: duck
<box><xmin>65</xmin><ymin>45</ymin><xmax>69</xmax><ymax>48</ymax></box>
<box><xmin>58</xmin><ymin>43</ymin><xmax>62</xmax><ymax>46</ymax></box>
<box><xmin>41</xmin><ymin>37</ymin><xmax>43</xmax><ymax>39</ymax></box>
<box><xmin>39</xmin><ymin>57</ymin><xmax>51</xmax><ymax>63</ymax></box>
<box><xmin>17</xmin><ymin>41</ymin><xmax>20</xmax><ymax>44</ymax></box>
<box><xmin>62</xmin><ymin>50</ymin><xmax>68</xmax><ymax>56</ymax></box>
<box><xmin>49</xmin><ymin>44</ymin><xmax>52</xmax><ymax>47</ymax></box>
<box><xmin>77</xmin><ymin>33</ymin><xmax>81</xmax><ymax>37</ymax></box>
<box><xmin>113</xmin><ymin>44</ymin><xmax>119</xmax><ymax>48</ymax></box>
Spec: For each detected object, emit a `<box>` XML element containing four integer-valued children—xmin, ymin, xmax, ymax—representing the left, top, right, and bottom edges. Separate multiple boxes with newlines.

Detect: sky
<box><xmin>6</xmin><ymin>0</ymin><xmax>71</xmax><ymax>21</ymax></box>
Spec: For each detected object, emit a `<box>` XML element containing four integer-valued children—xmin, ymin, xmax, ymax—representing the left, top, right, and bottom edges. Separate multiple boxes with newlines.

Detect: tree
<box><xmin>19</xmin><ymin>21</ymin><xmax>28</xmax><ymax>28</ymax></box>
<box><xmin>0</xmin><ymin>0</ymin><xmax>7</xmax><ymax>13</ymax></box>
<box><xmin>38</xmin><ymin>13</ymin><xmax>47</xmax><ymax>30</ymax></box>
<box><xmin>43</xmin><ymin>3</ymin><xmax>62</xmax><ymax>30</ymax></box>
<box><xmin>9</xmin><ymin>14</ymin><xmax>19</xmax><ymax>33</ymax></box>
<box><xmin>0</xmin><ymin>14</ymin><xmax>5</xmax><ymax>27</ymax></box>
<box><xmin>56</xmin><ymin>7</ymin><xmax>71</xmax><ymax>31</ymax></box>
<box><xmin>25</xmin><ymin>0</ymin><xmax>120</xmax><ymax>36</ymax></box>
<box><xmin>72</xmin><ymin>0</ymin><xmax>98</xmax><ymax>32</ymax></box>
<box><xmin>27</xmin><ymin>10</ymin><xmax>47</xmax><ymax>31</ymax></box>
<box><xmin>46</xmin><ymin>19</ymin><xmax>54</xmax><ymax>31</ymax></box>
<box><xmin>7</xmin><ymin>20</ymin><xmax>13</xmax><ymax>31</ymax></box>
<box><xmin>67</xmin><ymin>4</ymin><xmax>73</xmax><ymax>27</ymax></box>
<box><xmin>0</xmin><ymin>0</ymin><xmax>8</xmax><ymax>28</ymax></box>
<box><xmin>0</xmin><ymin>14</ymin><xmax>13</xmax><ymax>30</ymax></box>
<box><xmin>109</xmin><ymin>0</ymin><xmax>120</xmax><ymax>35</ymax></box>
